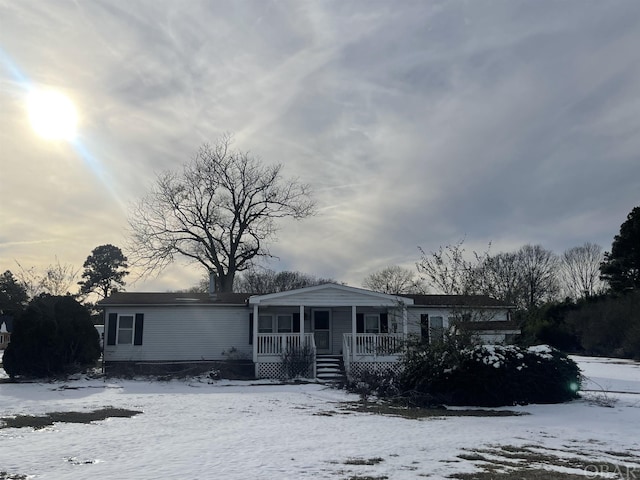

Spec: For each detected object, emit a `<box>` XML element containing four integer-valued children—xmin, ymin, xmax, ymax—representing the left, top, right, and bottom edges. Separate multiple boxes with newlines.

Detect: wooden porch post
<box><xmin>252</xmin><ymin>304</ymin><xmax>259</xmax><ymax>364</ymax></box>
<box><xmin>402</xmin><ymin>305</ymin><xmax>408</xmax><ymax>341</ymax></box>
<box><xmin>351</xmin><ymin>305</ymin><xmax>357</xmax><ymax>363</ymax></box>
<box><xmin>299</xmin><ymin>304</ymin><xmax>305</xmax><ymax>346</ymax></box>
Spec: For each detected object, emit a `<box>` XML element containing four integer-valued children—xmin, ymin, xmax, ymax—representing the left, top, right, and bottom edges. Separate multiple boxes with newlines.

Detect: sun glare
<box><xmin>27</xmin><ymin>88</ymin><xmax>78</xmax><ymax>141</ymax></box>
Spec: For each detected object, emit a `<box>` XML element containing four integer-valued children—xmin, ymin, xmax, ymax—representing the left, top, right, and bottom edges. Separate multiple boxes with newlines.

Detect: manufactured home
<box><xmin>99</xmin><ymin>283</ymin><xmax>518</xmax><ymax>380</ymax></box>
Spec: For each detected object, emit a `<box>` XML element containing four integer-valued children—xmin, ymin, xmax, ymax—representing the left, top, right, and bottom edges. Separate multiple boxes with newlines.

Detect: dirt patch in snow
<box><xmin>0</xmin><ymin>407</ymin><xmax>142</xmax><ymax>429</ymax></box>
<box><xmin>450</xmin><ymin>444</ymin><xmax>640</xmax><ymax>479</ymax></box>
<box><xmin>0</xmin><ymin>473</ymin><xmax>27</xmax><ymax>480</ymax></box>
<box><xmin>340</xmin><ymin>402</ymin><xmax>525</xmax><ymax>419</ymax></box>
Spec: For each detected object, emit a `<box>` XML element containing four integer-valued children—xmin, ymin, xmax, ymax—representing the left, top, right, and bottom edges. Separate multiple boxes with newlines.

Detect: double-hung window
<box><xmin>277</xmin><ymin>314</ymin><xmax>293</xmax><ymax>333</ymax></box>
<box><xmin>258</xmin><ymin>315</ymin><xmax>274</xmax><ymax>333</ymax></box>
<box><xmin>107</xmin><ymin>313</ymin><xmax>144</xmax><ymax>346</ymax></box>
<box><xmin>429</xmin><ymin>316</ymin><xmax>444</xmax><ymax>344</ymax></box>
<box><xmin>364</xmin><ymin>314</ymin><xmax>380</xmax><ymax>334</ymax></box>
<box><xmin>117</xmin><ymin>315</ymin><xmax>134</xmax><ymax>344</ymax></box>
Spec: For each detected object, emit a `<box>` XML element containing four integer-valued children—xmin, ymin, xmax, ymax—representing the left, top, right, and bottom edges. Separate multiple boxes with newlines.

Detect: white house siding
<box><xmin>407</xmin><ymin>307</ymin><xmax>509</xmax><ymax>327</ymax></box>
<box><xmin>477</xmin><ymin>333</ymin><xmax>511</xmax><ymax>343</ymax></box>
<box><xmin>103</xmin><ymin>305</ymin><xmax>251</xmax><ymax>362</ymax></box>
<box><xmin>406</xmin><ymin>307</ymin><xmax>514</xmax><ymax>344</ymax></box>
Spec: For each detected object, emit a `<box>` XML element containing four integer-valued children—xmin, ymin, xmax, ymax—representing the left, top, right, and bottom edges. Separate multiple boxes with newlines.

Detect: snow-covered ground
<box><xmin>0</xmin><ymin>356</ymin><xmax>639</xmax><ymax>479</ymax></box>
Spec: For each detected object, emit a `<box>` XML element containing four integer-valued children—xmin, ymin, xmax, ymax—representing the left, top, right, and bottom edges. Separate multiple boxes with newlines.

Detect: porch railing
<box><xmin>257</xmin><ymin>333</ymin><xmax>315</xmax><ymax>356</ymax></box>
<box><xmin>343</xmin><ymin>333</ymin><xmax>403</xmax><ymax>357</ymax></box>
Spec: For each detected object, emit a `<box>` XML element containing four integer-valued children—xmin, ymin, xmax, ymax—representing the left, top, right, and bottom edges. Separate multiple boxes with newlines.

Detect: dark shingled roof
<box><xmin>98</xmin><ymin>292</ymin><xmax>251</xmax><ymax>306</ymax></box>
<box><xmin>405</xmin><ymin>295</ymin><xmax>515</xmax><ymax>308</ymax></box>
<box><xmin>97</xmin><ymin>291</ymin><xmax>514</xmax><ymax>309</ymax></box>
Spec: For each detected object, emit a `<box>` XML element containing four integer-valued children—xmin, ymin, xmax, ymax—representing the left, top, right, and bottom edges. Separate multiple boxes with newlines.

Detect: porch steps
<box><xmin>315</xmin><ymin>355</ymin><xmax>345</xmax><ymax>383</ymax></box>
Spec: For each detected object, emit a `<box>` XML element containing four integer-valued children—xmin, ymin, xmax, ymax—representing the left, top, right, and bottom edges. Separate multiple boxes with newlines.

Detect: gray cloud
<box><xmin>1</xmin><ymin>0</ymin><xmax>639</xmax><ymax>291</ymax></box>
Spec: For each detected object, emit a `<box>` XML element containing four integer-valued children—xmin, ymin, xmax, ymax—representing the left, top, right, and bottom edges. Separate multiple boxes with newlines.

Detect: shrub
<box><xmin>281</xmin><ymin>344</ymin><xmax>314</xmax><ymax>379</ymax></box>
<box><xmin>400</xmin><ymin>341</ymin><xmax>581</xmax><ymax>407</ymax></box>
<box><xmin>2</xmin><ymin>295</ymin><xmax>100</xmax><ymax>378</ymax></box>
<box><xmin>345</xmin><ymin>367</ymin><xmax>401</xmax><ymax>401</ymax></box>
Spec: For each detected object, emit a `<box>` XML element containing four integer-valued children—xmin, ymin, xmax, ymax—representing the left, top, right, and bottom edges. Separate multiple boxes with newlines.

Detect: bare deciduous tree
<box><xmin>417</xmin><ymin>240</ymin><xmax>484</xmax><ymax>295</ymax></box>
<box><xmin>559</xmin><ymin>242</ymin><xmax>605</xmax><ymax>299</ymax></box>
<box><xmin>15</xmin><ymin>258</ymin><xmax>79</xmax><ymax>298</ymax></box>
<box><xmin>362</xmin><ymin>265</ymin><xmax>427</xmax><ymax>294</ymax></box>
<box><xmin>234</xmin><ymin>268</ymin><xmax>337</xmax><ymax>294</ymax></box>
<box><xmin>128</xmin><ymin>136</ymin><xmax>316</xmax><ymax>292</ymax></box>
<box><xmin>517</xmin><ymin>244</ymin><xmax>560</xmax><ymax>309</ymax></box>
<box><xmin>479</xmin><ymin>252</ymin><xmax>526</xmax><ymax>307</ymax></box>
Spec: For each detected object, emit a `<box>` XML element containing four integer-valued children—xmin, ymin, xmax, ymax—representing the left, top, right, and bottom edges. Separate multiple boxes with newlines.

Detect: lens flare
<box><xmin>27</xmin><ymin>88</ymin><xmax>78</xmax><ymax>141</ymax></box>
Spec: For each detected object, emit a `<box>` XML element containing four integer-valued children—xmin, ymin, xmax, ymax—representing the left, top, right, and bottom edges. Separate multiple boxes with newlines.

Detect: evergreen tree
<box><xmin>0</xmin><ymin>270</ymin><xmax>28</xmax><ymax>315</ymax></box>
<box><xmin>2</xmin><ymin>295</ymin><xmax>100</xmax><ymax>378</ymax></box>
<box><xmin>78</xmin><ymin>244</ymin><xmax>129</xmax><ymax>299</ymax></box>
<box><xmin>601</xmin><ymin>206</ymin><xmax>640</xmax><ymax>293</ymax></box>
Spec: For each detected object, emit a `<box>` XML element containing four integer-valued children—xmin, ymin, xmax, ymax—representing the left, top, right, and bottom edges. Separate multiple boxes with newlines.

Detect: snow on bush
<box><xmin>400</xmin><ymin>340</ymin><xmax>582</xmax><ymax>407</ymax></box>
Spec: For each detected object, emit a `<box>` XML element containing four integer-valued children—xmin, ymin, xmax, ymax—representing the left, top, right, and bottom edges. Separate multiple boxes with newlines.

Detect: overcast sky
<box><xmin>1</xmin><ymin>1</ymin><xmax>639</xmax><ymax>293</ymax></box>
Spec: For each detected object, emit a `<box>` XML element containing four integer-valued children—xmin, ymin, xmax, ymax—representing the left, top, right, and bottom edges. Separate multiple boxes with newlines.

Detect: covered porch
<box><xmin>249</xmin><ymin>284</ymin><xmax>413</xmax><ymax>379</ymax></box>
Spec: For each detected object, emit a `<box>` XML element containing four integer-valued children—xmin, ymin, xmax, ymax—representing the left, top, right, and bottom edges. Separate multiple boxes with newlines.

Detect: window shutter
<box><xmin>134</xmin><ymin>313</ymin><xmax>144</xmax><ymax>345</ymax></box>
<box><xmin>293</xmin><ymin>313</ymin><xmax>300</xmax><ymax>333</ymax></box>
<box><xmin>249</xmin><ymin>313</ymin><xmax>253</xmax><ymax>345</ymax></box>
<box><xmin>380</xmin><ymin>313</ymin><xmax>388</xmax><ymax>333</ymax></box>
<box><xmin>356</xmin><ymin>313</ymin><xmax>364</xmax><ymax>334</ymax></box>
<box><xmin>420</xmin><ymin>314</ymin><xmax>429</xmax><ymax>342</ymax></box>
<box><xmin>107</xmin><ymin>313</ymin><xmax>117</xmax><ymax>345</ymax></box>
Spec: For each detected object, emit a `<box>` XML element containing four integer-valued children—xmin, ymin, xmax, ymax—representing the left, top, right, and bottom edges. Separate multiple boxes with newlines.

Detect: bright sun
<box><xmin>27</xmin><ymin>88</ymin><xmax>78</xmax><ymax>141</ymax></box>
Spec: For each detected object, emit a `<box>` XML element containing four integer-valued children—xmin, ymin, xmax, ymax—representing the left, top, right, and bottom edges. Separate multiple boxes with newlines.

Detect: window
<box><xmin>258</xmin><ymin>315</ymin><xmax>273</xmax><ymax>333</ymax></box>
<box><xmin>277</xmin><ymin>315</ymin><xmax>293</xmax><ymax>333</ymax></box>
<box><xmin>429</xmin><ymin>316</ymin><xmax>444</xmax><ymax>344</ymax></box>
<box><xmin>107</xmin><ymin>313</ymin><xmax>144</xmax><ymax>346</ymax></box>
<box><xmin>117</xmin><ymin>315</ymin><xmax>134</xmax><ymax>344</ymax></box>
<box><xmin>364</xmin><ymin>314</ymin><xmax>380</xmax><ymax>334</ymax></box>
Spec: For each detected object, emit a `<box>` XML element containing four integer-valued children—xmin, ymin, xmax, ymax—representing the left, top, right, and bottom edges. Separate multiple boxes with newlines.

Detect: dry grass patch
<box><xmin>344</xmin><ymin>457</ymin><xmax>384</xmax><ymax>466</ymax></box>
<box><xmin>0</xmin><ymin>407</ymin><xmax>141</xmax><ymax>429</ymax></box>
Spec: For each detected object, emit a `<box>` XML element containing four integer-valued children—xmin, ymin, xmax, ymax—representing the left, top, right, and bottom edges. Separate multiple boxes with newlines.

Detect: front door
<box><xmin>313</xmin><ymin>310</ymin><xmax>331</xmax><ymax>354</ymax></box>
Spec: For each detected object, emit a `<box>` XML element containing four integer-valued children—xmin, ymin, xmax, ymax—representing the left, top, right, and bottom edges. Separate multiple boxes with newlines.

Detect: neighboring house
<box><xmin>0</xmin><ymin>316</ymin><xmax>13</xmax><ymax>350</ymax></box>
<box><xmin>98</xmin><ymin>283</ymin><xmax>518</xmax><ymax>380</ymax></box>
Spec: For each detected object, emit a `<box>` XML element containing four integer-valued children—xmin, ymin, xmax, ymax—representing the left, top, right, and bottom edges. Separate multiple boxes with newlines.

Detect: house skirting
<box><xmin>104</xmin><ymin>360</ymin><xmax>255</xmax><ymax>379</ymax></box>
<box><xmin>255</xmin><ymin>361</ymin><xmax>314</xmax><ymax>379</ymax></box>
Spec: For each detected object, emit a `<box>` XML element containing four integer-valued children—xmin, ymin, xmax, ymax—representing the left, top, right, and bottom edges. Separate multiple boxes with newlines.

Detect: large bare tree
<box><xmin>559</xmin><ymin>242</ymin><xmax>605</xmax><ymax>299</ymax></box>
<box><xmin>128</xmin><ymin>137</ymin><xmax>316</xmax><ymax>292</ymax></box>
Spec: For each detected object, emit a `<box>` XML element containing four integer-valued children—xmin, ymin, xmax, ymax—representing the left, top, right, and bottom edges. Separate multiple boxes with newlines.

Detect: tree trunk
<box><xmin>217</xmin><ymin>271</ymin><xmax>236</xmax><ymax>293</ymax></box>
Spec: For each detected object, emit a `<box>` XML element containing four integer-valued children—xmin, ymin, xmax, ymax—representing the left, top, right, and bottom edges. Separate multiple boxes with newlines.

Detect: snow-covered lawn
<box><xmin>0</xmin><ymin>356</ymin><xmax>639</xmax><ymax>480</ymax></box>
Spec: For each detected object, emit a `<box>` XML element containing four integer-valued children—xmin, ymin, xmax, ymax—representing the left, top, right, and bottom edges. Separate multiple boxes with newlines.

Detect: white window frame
<box><xmin>117</xmin><ymin>314</ymin><xmax>135</xmax><ymax>345</ymax></box>
<box><xmin>258</xmin><ymin>314</ymin><xmax>274</xmax><ymax>333</ymax></box>
<box><xmin>364</xmin><ymin>314</ymin><xmax>380</xmax><ymax>334</ymax></box>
